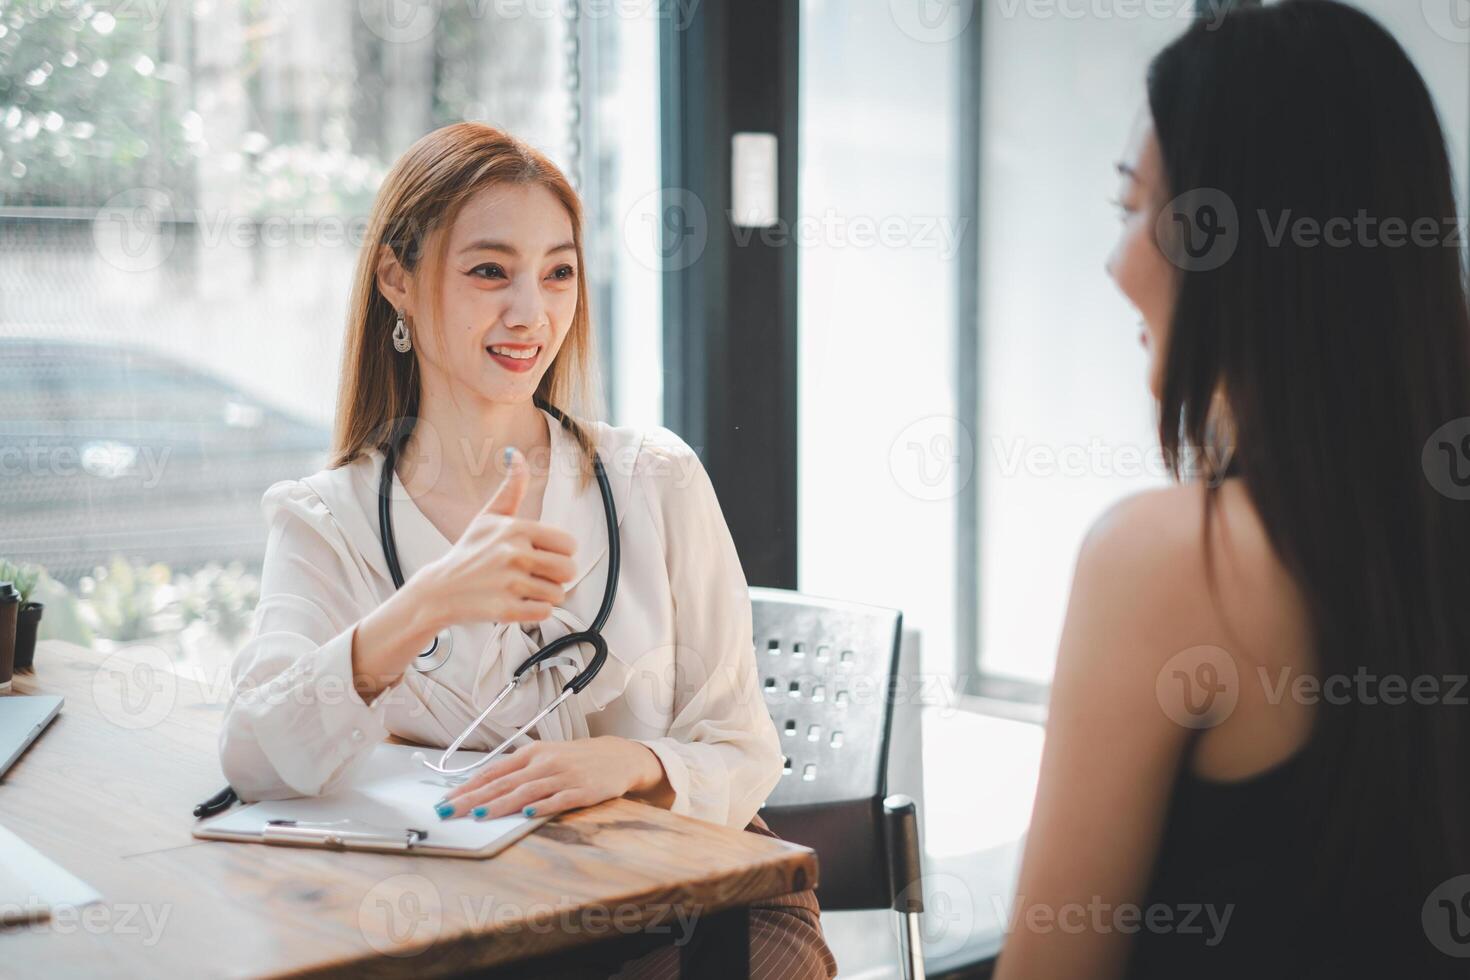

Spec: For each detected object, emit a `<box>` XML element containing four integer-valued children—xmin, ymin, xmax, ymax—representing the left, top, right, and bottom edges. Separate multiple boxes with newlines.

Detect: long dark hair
<box><xmin>1148</xmin><ymin>0</ymin><xmax>1470</xmax><ymax>967</ymax></box>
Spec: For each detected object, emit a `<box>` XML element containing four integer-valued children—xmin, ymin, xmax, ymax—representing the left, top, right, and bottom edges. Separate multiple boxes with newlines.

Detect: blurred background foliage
<box><xmin>0</xmin><ymin>1</ymin><xmax>192</xmax><ymax>205</ymax></box>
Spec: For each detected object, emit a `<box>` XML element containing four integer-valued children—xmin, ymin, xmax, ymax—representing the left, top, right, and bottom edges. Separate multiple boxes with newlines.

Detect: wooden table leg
<box><xmin>679</xmin><ymin>905</ymin><xmax>749</xmax><ymax>979</ymax></box>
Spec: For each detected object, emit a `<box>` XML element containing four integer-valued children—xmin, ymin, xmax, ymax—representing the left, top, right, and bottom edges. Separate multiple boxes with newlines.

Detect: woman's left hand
<box><xmin>436</xmin><ymin>736</ymin><xmax>669</xmax><ymax>821</ymax></box>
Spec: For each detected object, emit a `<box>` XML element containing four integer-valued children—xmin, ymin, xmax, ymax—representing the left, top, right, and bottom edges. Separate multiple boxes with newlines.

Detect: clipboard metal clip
<box><xmin>263</xmin><ymin>819</ymin><xmax>429</xmax><ymax>851</ymax></box>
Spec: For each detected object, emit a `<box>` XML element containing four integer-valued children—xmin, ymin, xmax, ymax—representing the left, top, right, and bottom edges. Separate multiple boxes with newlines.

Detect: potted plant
<box><xmin>0</xmin><ymin>560</ymin><xmax>44</xmax><ymax>671</ymax></box>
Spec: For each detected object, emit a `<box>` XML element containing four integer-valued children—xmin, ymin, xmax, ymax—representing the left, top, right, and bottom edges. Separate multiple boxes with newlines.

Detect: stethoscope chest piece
<box><xmin>414</xmin><ymin>627</ymin><xmax>454</xmax><ymax>672</ymax></box>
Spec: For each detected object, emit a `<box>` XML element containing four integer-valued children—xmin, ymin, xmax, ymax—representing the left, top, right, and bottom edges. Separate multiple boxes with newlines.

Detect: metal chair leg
<box><xmin>885</xmin><ymin>794</ymin><xmax>927</xmax><ymax>980</ymax></box>
<box><xmin>896</xmin><ymin>908</ymin><xmax>927</xmax><ymax>980</ymax></box>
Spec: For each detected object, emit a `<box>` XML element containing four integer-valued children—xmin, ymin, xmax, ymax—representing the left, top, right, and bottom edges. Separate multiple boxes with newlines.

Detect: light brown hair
<box><xmin>329</xmin><ymin>122</ymin><xmax>599</xmax><ymax>487</ymax></box>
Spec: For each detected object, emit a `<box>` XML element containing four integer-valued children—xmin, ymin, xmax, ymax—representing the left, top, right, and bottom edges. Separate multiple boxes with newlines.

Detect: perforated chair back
<box><xmin>753</xmin><ymin>587</ymin><xmax>904</xmax><ymax>911</ymax></box>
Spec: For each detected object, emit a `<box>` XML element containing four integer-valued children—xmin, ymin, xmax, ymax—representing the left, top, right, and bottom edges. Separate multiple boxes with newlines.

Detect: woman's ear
<box><xmin>376</xmin><ymin>245</ymin><xmax>411</xmax><ymax>312</ymax></box>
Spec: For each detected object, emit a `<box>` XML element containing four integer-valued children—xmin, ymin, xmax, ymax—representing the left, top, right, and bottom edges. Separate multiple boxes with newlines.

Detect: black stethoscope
<box><xmin>378</xmin><ymin>399</ymin><xmax>620</xmax><ymax>777</ymax></box>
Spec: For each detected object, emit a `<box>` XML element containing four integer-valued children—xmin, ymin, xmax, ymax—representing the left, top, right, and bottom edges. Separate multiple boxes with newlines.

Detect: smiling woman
<box><xmin>995</xmin><ymin>4</ymin><xmax>1470</xmax><ymax>979</ymax></box>
<box><xmin>332</xmin><ymin>123</ymin><xmax>602</xmax><ymax>489</ymax></box>
<box><xmin>217</xmin><ymin>122</ymin><xmax>837</xmax><ymax>979</ymax></box>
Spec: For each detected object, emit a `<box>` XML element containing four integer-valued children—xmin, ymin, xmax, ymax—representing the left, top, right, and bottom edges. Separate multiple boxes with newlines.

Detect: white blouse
<box><xmin>218</xmin><ymin>408</ymin><xmax>783</xmax><ymax>830</ymax></box>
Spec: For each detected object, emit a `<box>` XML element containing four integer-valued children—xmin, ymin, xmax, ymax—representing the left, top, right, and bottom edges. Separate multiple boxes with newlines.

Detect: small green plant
<box><xmin>0</xmin><ymin>560</ymin><xmax>41</xmax><ymax>605</ymax></box>
<box><xmin>0</xmin><ymin>560</ymin><xmax>92</xmax><ymax>648</ymax></box>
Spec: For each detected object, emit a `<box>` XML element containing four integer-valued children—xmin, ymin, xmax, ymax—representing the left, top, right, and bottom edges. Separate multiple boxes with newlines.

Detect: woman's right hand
<box><xmin>351</xmin><ymin>448</ymin><xmax>578</xmax><ymax>700</ymax></box>
<box><xmin>414</xmin><ymin>447</ymin><xmax>579</xmax><ymax>632</ymax></box>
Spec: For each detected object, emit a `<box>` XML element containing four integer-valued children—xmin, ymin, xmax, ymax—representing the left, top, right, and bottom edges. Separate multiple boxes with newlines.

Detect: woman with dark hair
<box><xmin>995</xmin><ymin>3</ymin><xmax>1470</xmax><ymax>978</ymax></box>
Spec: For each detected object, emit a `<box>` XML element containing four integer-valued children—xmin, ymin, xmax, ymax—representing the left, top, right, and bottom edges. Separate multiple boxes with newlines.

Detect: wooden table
<box><xmin>0</xmin><ymin>640</ymin><xmax>817</xmax><ymax>978</ymax></box>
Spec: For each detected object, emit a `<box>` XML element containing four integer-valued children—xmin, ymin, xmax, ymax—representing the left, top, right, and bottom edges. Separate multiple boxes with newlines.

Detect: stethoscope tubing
<box><xmin>376</xmin><ymin>400</ymin><xmax>621</xmax><ymax>776</ymax></box>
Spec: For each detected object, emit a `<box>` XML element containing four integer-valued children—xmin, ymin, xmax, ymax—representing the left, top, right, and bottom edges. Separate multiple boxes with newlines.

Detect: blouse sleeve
<box><xmin>630</xmin><ymin>429</ymin><xmax>784</xmax><ymax>829</ymax></box>
<box><xmin>217</xmin><ymin>479</ymin><xmax>396</xmax><ymax>801</ymax></box>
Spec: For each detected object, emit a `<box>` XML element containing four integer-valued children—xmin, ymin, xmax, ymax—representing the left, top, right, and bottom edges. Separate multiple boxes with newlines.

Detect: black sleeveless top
<box><xmin>1121</xmin><ymin>730</ymin><xmax>1413</xmax><ymax>979</ymax></box>
<box><xmin>1123</xmin><ymin>467</ymin><xmax>1336</xmax><ymax>976</ymax></box>
<box><xmin>1123</xmin><ymin>469</ymin><xmax>1440</xmax><ymax>977</ymax></box>
<box><xmin>1123</xmin><ymin>732</ymin><xmax>1321</xmax><ymax>979</ymax></box>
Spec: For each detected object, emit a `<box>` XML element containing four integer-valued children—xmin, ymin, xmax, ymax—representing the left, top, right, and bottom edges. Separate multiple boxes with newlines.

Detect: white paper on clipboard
<box><xmin>193</xmin><ymin>743</ymin><xmax>545</xmax><ymax>858</ymax></box>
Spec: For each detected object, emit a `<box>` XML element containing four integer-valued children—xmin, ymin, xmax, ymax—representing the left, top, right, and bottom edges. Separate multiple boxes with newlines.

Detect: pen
<box><xmin>193</xmin><ymin>784</ymin><xmax>238</xmax><ymax>819</ymax></box>
<box><xmin>263</xmin><ymin>819</ymin><xmax>429</xmax><ymax>850</ymax></box>
<box><xmin>267</xmin><ymin>819</ymin><xmax>430</xmax><ymax>839</ymax></box>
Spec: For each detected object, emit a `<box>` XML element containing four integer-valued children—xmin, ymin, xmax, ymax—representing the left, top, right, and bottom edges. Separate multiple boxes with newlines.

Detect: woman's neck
<box><xmin>399</xmin><ymin>386</ymin><xmax>550</xmax><ymax>506</ymax></box>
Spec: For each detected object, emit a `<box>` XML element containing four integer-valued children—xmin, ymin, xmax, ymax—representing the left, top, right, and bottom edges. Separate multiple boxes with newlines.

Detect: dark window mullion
<box><xmin>660</xmin><ymin>0</ymin><xmax>799</xmax><ymax>589</ymax></box>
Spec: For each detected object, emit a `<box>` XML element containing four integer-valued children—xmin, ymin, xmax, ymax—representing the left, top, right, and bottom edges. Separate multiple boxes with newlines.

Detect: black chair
<box><xmin>752</xmin><ymin>587</ymin><xmax>926</xmax><ymax>980</ymax></box>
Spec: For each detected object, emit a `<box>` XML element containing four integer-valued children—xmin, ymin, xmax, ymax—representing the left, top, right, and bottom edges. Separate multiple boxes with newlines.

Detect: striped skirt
<box><xmin>531</xmin><ymin>813</ymin><xmax>839</xmax><ymax>980</ymax></box>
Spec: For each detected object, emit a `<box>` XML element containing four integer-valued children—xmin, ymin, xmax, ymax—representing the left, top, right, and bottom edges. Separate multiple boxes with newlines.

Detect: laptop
<box><xmin>0</xmin><ymin>695</ymin><xmax>62</xmax><ymax>778</ymax></box>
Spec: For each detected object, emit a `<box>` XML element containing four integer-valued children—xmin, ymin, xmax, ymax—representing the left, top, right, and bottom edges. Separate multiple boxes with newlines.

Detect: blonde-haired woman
<box><xmin>218</xmin><ymin>122</ymin><xmax>836</xmax><ymax>979</ymax></box>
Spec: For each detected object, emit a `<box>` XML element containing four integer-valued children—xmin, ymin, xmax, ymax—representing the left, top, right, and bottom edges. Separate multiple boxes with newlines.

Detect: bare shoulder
<box><xmin>1074</xmin><ymin>478</ymin><xmax>1300</xmax><ymax>652</ymax></box>
<box><xmin>1083</xmin><ymin>482</ymin><xmax>1210</xmax><ymax>567</ymax></box>
<box><xmin>1085</xmin><ymin>476</ymin><xmax>1277</xmax><ymax>573</ymax></box>
<box><xmin>1075</xmin><ymin>483</ymin><xmax>1213</xmax><ymax>612</ymax></box>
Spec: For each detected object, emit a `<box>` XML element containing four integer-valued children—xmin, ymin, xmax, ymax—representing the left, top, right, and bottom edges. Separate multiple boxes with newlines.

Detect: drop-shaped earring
<box><xmin>392</xmin><ymin>310</ymin><xmax>412</xmax><ymax>353</ymax></box>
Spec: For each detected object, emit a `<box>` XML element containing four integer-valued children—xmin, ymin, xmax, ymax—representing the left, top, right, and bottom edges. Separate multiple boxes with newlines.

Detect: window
<box><xmin>0</xmin><ymin>2</ymin><xmax>659</xmax><ymax>672</ymax></box>
<box><xmin>800</xmin><ymin>0</ymin><xmax>1470</xmax><ymax>693</ymax></box>
<box><xmin>972</xmin><ymin>0</ymin><xmax>1469</xmax><ymax>685</ymax></box>
<box><xmin>972</xmin><ymin>6</ymin><xmax>1180</xmax><ymax>686</ymax></box>
<box><xmin>797</xmin><ymin>0</ymin><xmax>967</xmax><ymax>681</ymax></box>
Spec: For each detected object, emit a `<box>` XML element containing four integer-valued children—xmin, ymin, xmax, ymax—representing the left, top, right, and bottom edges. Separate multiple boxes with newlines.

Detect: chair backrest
<box><xmin>752</xmin><ymin>587</ymin><xmax>904</xmax><ymax>911</ymax></box>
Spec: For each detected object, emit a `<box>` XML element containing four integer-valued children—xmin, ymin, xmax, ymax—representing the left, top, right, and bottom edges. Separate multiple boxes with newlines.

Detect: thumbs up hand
<box><xmin>417</xmin><ymin>447</ymin><xmax>579</xmax><ymax>630</ymax></box>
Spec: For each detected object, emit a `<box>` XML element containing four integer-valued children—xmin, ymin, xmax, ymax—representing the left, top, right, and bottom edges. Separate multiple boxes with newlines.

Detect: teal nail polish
<box><xmin>436</xmin><ymin>802</ymin><xmax>455</xmax><ymax>819</ymax></box>
<box><xmin>472</xmin><ymin>805</ymin><xmax>488</xmax><ymax>819</ymax></box>
<box><xmin>523</xmin><ymin>805</ymin><xmax>536</xmax><ymax>817</ymax></box>
<box><xmin>503</xmin><ymin>447</ymin><xmax>513</xmax><ymax>466</ymax></box>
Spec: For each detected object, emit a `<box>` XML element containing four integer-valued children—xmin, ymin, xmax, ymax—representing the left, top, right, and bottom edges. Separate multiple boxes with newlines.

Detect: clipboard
<box><xmin>193</xmin><ymin>743</ymin><xmax>549</xmax><ymax>858</ymax></box>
